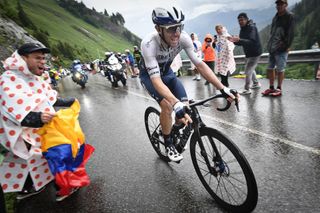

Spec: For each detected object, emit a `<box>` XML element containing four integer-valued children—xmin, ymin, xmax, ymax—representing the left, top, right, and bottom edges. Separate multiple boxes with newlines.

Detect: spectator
<box><xmin>262</xmin><ymin>0</ymin><xmax>294</xmax><ymax>97</ymax></box>
<box><xmin>214</xmin><ymin>25</ymin><xmax>236</xmax><ymax>87</ymax></box>
<box><xmin>0</xmin><ymin>144</ymin><xmax>7</xmax><ymax>213</ymax></box>
<box><xmin>0</xmin><ymin>43</ymin><xmax>76</xmax><ymax>201</ymax></box>
<box><xmin>190</xmin><ymin>33</ymin><xmax>202</xmax><ymax>81</ymax></box>
<box><xmin>202</xmin><ymin>34</ymin><xmax>216</xmax><ymax>85</ymax></box>
<box><xmin>228</xmin><ymin>12</ymin><xmax>262</xmax><ymax>95</ymax></box>
<box><xmin>133</xmin><ymin>46</ymin><xmax>142</xmax><ymax>64</ymax></box>
<box><xmin>125</xmin><ymin>49</ymin><xmax>138</xmax><ymax>77</ymax></box>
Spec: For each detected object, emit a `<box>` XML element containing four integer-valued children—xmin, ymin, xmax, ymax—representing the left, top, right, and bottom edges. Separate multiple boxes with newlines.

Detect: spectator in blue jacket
<box><xmin>125</xmin><ymin>49</ymin><xmax>137</xmax><ymax>77</ymax></box>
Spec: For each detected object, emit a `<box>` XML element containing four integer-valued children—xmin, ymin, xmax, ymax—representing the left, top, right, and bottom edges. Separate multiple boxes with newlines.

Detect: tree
<box><xmin>17</xmin><ymin>0</ymin><xmax>36</xmax><ymax>30</ymax></box>
<box><xmin>104</xmin><ymin>9</ymin><xmax>109</xmax><ymax>16</ymax></box>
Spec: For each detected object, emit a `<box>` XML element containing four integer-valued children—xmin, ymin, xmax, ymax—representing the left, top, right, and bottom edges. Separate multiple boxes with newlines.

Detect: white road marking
<box><xmin>124</xmin><ymin>89</ymin><xmax>320</xmax><ymax>156</ymax></box>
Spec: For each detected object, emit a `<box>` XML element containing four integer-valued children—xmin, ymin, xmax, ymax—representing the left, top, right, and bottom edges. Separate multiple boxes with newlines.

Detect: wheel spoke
<box><xmin>220</xmin><ymin>177</ymin><xmax>235</xmax><ymax>204</ymax></box>
<box><xmin>223</xmin><ymin>176</ymin><xmax>247</xmax><ymax>197</ymax></box>
<box><xmin>225</xmin><ymin>158</ymin><xmax>238</xmax><ymax>165</ymax></box>
<box><xmin>228</xmin><ymin>174</ymin><xmax>247</xmax><ymax>186</ymax></box>
<box><xmin>222</xmin><ymin>177</ymin><xmax>247</xmax><ymax>205</ymax></box>
<box><xmin>190</xmin><ymin>128</ymin><xmax>257</xmax><ymax>211</ymax></box>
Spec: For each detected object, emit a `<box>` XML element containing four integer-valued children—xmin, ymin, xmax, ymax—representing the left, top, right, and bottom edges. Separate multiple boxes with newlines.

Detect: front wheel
<box><xmin>144</xmin><ymin>107</ymin><xmax>170</xmax><ymax>162</ymax></box>
<box><xmin>190</xmin><ymin>127</ymin><xmax>258</xmax><ymax>212</ymax></box>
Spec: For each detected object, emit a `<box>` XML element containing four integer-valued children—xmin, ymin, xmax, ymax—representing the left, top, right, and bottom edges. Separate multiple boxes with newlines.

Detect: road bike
<box><xmin>144</xmin><ymin>93</ymin><xmax>258</xmax><ymax>212</ymax></box>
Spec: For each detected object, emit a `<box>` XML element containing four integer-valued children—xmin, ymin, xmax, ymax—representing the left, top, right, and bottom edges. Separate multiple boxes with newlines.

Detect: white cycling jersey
<box><xmin>141</xmin><ymin>31</ymin><xmax>202</xmax><ymax>78</ymax></box>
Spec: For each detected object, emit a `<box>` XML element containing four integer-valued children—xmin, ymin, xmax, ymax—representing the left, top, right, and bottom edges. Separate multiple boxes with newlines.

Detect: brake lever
<box><xmin>231</xmin><ymin>89</ymin><xmax>240</xmax><ymax>112</ymax></box>
<box><xmin>216</xmin><ymin>89</ymin><xmax>240</xmax><ymax>112</ymax></box>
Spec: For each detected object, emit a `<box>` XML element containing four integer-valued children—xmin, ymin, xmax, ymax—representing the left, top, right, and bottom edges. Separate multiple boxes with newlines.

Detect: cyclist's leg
<box><xmin>141</xmin><ymin>71</ymin><xmax>183</xmax><ymax>161</ymax></box>
<box><xmin>166</xmin><ymin>70</ymin><xmax>188</xmax><ymax>126</ymax></box>
<box><xmin>140</xmin><ymin>72</ymin><xmax>171</xmax><ymax>135</ymax></box>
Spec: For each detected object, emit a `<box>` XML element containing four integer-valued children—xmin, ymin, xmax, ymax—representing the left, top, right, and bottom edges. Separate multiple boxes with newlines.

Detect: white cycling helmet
<box><xmin>105</xmin><ymin>51</ymin><xmax>112</xmax><ymax>56</ymax></box>
<box><xmin>152</xmin><ymin>7</ymin><xmax>184</xmax><ymax>26</ymax></box>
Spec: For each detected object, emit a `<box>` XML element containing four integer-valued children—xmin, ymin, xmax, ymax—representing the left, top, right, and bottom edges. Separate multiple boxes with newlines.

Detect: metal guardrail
<box><xmin>234</xmin><ymin>49</ymin><xmax>320</xmax><ymax>64</ymax></box>
<box><xmin>181</xmin><ymin>49</ymin><xmax>320</xmax><ymax>79</ymax></box>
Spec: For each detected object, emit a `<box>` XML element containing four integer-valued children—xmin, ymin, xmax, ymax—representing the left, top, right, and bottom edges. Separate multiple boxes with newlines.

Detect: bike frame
<box><xmin>187</xmin><ymin>98</ymin><xmax>225</xmax><ymax>175</ymax></box>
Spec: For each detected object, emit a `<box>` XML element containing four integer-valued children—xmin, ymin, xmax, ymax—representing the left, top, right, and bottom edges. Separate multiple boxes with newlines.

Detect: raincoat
<box><xmin>214</xmin><ymin>28</ymin><xmax>236</xmax><ymax>76</ymax></box>
<box><xmin>0</xmin><ymin>51</ymin><xmax>57</xmax><ymax>192</ymax></box>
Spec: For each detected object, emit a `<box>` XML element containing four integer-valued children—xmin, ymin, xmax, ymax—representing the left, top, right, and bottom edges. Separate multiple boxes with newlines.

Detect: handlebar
<box><xmin>188</xmin><ymin>89</ymin><xmax>239</xmax><ymax>112</ymax></box>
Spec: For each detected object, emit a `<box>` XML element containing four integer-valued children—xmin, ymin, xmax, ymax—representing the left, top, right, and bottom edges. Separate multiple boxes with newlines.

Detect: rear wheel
<box><xmin>190</xmin><ymin>127</ymin><xmax>258</xmax><ymax>212</ymax></box>
<box><xmin>144</xmin><ymin>107</ymin><xmax>170</xmax><ymax>162</ymax></box>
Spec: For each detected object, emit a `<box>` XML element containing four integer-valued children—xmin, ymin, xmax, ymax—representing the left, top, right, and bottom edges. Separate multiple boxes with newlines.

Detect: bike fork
<box><xmin>193</xmin><ymin>127</ymin><xmax>215</xmax><ymax>174</ymax></box>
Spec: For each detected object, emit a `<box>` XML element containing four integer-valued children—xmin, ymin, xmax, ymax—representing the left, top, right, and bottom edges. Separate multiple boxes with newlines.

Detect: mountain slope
<box><xmin>184</xmin><ymin>7</ymin><xmax>275</xmax><ymax>41</ymax></box>
<box><xmin>0</xmin><ymin>0</ymin><xmax>140</xmax><ymax>63</ymax></box>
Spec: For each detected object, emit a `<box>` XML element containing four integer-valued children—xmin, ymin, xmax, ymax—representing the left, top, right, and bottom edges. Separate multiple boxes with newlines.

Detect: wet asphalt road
<box><xmin>14</xmin><ymin>73</ymin><xmax>320</xmax><ymax>213</ymax></box>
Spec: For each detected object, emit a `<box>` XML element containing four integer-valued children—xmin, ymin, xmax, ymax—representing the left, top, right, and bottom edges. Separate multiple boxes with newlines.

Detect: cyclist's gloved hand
<box><xmin>220</xmin><ymin>87</ymin><xmax>235</xmax><ymax>99</ymax></box>
<box><xmin>173</xmin><ymin>101</ymin><xmax>187</xmax><ymax>119</ymax></box>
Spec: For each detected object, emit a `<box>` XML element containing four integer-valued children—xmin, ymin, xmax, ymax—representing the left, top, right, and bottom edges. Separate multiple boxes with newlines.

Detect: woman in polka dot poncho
<box><xmin>0</xmin><ymin>43</ymin><xmax>75</xmax><ymax>199</ymax></box>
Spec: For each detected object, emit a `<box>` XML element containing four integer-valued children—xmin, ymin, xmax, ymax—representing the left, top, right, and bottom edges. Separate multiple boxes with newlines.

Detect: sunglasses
<box><xmin>276</xmin><ymin>2</ymin><xmax>286</xmax><ymax>5</ymax></box>
<box><xmin>205</xmin><ymin>39</ymin><xmax>212</xmax><ymax>42</ymax></box>
<box><xmin>161</xmin><ymin>24</ymin><xmax>184</xmax><ymax>34</ymax></box>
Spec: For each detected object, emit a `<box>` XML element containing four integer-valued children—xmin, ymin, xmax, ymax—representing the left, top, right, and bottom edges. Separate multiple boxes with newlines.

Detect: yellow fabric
<box><xmin>37</xmin><ymin>100</ymin><xmax>85</xmax><ymax>158</ymax></box>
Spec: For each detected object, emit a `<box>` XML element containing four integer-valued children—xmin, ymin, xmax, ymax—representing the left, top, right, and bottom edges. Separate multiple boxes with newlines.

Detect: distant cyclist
<box><xmin>140</xmin><ymin>7</ymin><xmax>239</xmax><ymax>162</ymax></box>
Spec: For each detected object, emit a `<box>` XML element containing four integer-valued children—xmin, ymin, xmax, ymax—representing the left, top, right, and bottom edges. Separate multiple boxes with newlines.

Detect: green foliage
<box><xmin>5</xmin><ymin>193</ymin><xmax>16</xmax><ymax>213</ymax></box>
<box><xmin>0</xmin><ymin>0</ymin><xmax>19</xmax><ymax>22</ymax></box>
<box><xmin>17</xmin><ymin>0</ymin><xmax>36</xmax><ymax>30</ymax></box>
<box><xmin>285</xmin><ymin>63</ymin><xmax>315</xmax><ymax>79</ymax></box>
<box><xmin>235</xmin><ymin>63</ymin><xmax>314</xmax><ymax>80</ymax></box>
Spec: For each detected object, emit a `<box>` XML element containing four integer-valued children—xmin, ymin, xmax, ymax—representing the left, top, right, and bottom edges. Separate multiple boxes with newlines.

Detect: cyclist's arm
<box><xmin>196</xmin><ymin>62</ymin><xmax>224</xmax><ymax>90</ymax></box>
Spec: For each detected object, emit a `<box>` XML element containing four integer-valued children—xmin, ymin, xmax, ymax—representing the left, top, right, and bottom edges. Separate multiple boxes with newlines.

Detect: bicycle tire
<box><xmin>144</xmin><ymin>107</ymin><xmax>170</xmax><ymax>162</ymax></box>
<box><xmin>190</xmin><ymin>127</ymin><xmax>258</xmax><ymax>212</ymax></box>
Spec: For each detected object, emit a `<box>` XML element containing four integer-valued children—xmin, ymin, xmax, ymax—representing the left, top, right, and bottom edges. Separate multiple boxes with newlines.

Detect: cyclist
<box><xmin>140</xmin><ymin>7</ymin><xmax>239</xmax><ymax>162</ymax></box>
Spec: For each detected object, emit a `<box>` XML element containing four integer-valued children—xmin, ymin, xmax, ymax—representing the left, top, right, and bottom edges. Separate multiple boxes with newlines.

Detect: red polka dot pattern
<box><xmin>17</xmin><ymin>99</ymin><xmax>23</xmax><ymax>104</ymax></box>
<box><xmin>9</xmin><ymin>130</ymin><xmax>15</xmax><ymax>136</ymax></box>
<box><xmin>2</xmin><ymin>184</ymin><xmax>8</xmax><ymax>190</ymax></box>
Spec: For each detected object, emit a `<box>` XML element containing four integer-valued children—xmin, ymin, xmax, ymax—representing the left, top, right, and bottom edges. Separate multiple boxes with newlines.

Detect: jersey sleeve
<box><xmin>181</xmin><ymin>33</ymin><xmax>202</xmax><ymax>66</ymax></box>
<box><xmin>141</xmin><ymin>38</ymin><xmax>161</xmax><ymax>78</ymax></box>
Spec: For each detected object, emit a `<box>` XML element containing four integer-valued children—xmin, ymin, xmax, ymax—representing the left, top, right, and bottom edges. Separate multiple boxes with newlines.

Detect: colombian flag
<box><xmin>38</xmin><ymin>100</ymin><xmax>95</xmax><ymax>195</ymax></box>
